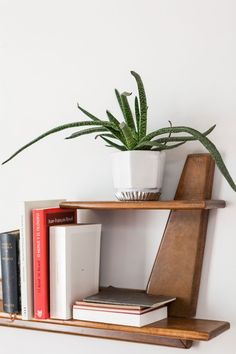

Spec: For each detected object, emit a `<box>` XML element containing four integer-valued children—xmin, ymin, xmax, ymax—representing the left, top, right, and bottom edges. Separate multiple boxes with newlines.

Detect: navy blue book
<box><xmin>0</xmin><ymin>230</ymin><xmax>21</xmax><ymax>313</ymax></box>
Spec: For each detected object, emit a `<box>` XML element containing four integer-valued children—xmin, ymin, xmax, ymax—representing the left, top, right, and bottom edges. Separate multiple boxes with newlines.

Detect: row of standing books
<box><xmin>0</xmin><ymin>199</ymin><xmax>176</xmax><ymax>327</ymax></box>
<box><xmin>0</xmin><ymin>199</ymin><xmax>101</xmax><ymax>320</ymax></box>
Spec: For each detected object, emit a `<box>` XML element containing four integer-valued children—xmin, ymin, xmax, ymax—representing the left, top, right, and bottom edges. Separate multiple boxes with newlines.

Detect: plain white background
<box><xmin>0</xmin><ymin>0</ymin><xmax>235</xmax><ymax>353</ymax></box>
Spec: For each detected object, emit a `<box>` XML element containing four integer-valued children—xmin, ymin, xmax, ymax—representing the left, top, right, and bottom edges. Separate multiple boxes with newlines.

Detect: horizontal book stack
<box><xmin>73</xmin><ymin>286</ymin><xmax>175</xmax><ymax>327</ymax></box>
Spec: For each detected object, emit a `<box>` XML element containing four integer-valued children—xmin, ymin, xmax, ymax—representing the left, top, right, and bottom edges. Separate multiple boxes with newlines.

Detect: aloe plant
<box><xmin>2</xmin><ymin>71</ymin><xmax>236</xmax><ymax>191</ymax></box>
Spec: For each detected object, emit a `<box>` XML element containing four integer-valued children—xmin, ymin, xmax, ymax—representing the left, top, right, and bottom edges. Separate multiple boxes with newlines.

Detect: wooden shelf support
<box><xmin>147</xmin><ymin>154</ymin><xmax>216</xmax><ymax>317</ymax></box>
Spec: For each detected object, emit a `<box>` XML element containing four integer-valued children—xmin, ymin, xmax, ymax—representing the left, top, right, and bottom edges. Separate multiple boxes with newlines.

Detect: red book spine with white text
<box><xmin>33</xmin><ymin>208</ymin><xmax>77</xmax><ymax>319</ymax></box>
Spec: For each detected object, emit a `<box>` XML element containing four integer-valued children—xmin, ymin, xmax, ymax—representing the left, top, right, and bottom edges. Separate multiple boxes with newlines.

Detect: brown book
<box><xmin>75</xmin><ymin>301</ymin><xmax>144</xmax><ymax>311</ymax></box>
<box><xmin>83</xmin><ymin>286</ymin><xmax>176</xmax><ymax>309</ymax></box>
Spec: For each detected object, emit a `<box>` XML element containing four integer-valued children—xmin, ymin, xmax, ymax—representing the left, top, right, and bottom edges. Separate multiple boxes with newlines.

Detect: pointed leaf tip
<box><xmin>121</xmin><ymin>91</ymin><xmax>132</xmax><ymax>96</ymax></box>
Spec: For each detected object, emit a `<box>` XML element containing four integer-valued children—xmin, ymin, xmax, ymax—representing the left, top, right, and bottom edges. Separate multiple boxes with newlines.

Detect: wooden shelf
<box><xmin>0</xmin><ymin>155</ymin><xmax>229</xmax><ymax>349</ymax></box>
<box><xmin>60</xmin><ymin>200</ymin><xmax>226</xmax><ymax>211</ymax></box>
<box><xmin>0</xmin><ymin>309</ymin><xmax>230</xmax><ymax>349</ymax></box>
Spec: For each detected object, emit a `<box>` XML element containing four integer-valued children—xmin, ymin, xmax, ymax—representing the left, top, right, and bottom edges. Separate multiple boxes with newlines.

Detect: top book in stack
<box><xmin>83</xmin><ymin>286</ymin><xmax>176</xmax><ymax>308</ymax></box>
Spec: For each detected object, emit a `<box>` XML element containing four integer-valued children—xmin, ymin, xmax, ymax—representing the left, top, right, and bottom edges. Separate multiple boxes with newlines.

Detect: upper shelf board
<box><xmin>60</xmin><ymin>200</ymin><xmax>226</xmax><ymax>211</ymax></box>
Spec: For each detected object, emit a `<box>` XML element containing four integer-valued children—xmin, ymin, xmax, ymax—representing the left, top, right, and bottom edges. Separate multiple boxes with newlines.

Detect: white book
<box><xmin>50</xmin><ymin>224</ymin><xmax>101</xmax><ymax>320</ymax></box>
<box><xmin>73</xmin><ymin>305</ymin><xmax>167</xmax><ymax>327</ymax></box>
<box><xmin>20</xmin><ymin>199</ymin><xmax>65</xmax><ymax>320</ymax></box>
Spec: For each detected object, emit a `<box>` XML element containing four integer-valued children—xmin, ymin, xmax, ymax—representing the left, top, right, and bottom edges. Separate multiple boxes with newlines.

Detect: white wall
<box><xmin>0</xmin><ymin>0</ymin><xmax>235</xmax><ymax>353</ymax></box>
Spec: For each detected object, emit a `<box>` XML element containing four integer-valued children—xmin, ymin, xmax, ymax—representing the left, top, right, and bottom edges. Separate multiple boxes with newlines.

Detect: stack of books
<box><xmin>0</xmin><ymin>199</ymin><xmax>102</xmax><ymax>321</ymax></box>
<box><xmin>73</xmin><ymin>286</ymin><xmax>176</xmax><ymax>327</ymax></box>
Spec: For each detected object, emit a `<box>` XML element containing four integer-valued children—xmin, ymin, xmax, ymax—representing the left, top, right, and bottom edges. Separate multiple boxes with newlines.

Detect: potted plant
<box><xmin>2</xmin><ymin>71</ymin><xmax>236</xmax><ymax>200</ymax></box>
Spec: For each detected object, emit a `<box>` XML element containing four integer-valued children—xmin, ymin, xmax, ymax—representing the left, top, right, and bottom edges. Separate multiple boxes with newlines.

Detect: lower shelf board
<box><xmin>0</xmin><ymin>311</ymin><xmax>230</xmax><ymax>349</ymax></box>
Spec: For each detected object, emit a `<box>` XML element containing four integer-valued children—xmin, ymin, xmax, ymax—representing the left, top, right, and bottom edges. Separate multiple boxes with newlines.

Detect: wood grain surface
<box><xmin>147</xmin><ymin>154</ymin><xmax>216</xmax><ymax>317</ymax></box>
<box><xmin>60</xmin><ymin>200</ymin><xmax>225</xmax><ymax>210</ymax></box>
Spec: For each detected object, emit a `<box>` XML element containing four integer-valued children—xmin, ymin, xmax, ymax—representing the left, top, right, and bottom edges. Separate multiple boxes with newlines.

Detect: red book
<box><xmin>33</xmin><ymin>207</ymin><xmax>77</xmax><ymax>319</ymax></box>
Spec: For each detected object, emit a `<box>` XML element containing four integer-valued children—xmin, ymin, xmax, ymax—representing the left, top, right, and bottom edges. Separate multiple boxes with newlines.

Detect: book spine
<box><xmin>20</xmin><ymin>208</ymin><xmax>33</xmax><ymax>320</ymax></box>
<box><xmin>33</xmin><ymin>209</ymin><xmax>77</xmax><ymax>319</ymax></box>
<box><xmin>0</xmin><ymin>232</ymin><xmax>21</xmax><ymax>313</ymax></box>
<box><xmin>33</xmin><ymin>210</ymin><xmax>48</xmax><ymax>319</ymax></box>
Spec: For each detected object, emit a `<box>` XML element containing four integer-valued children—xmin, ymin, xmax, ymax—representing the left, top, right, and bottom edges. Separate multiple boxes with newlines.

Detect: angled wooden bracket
<box><xmin>147</xmin><ymin>153</ymin><xmax>215</xmax><ymax>318</ymax></box>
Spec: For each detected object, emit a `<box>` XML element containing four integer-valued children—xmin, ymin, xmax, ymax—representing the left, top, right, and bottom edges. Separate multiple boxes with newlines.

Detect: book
<box><xmin>0</xmin><ymin>230</ymin><xmax>21</xmax><ymax>314</ymax></box>
<box><xmin>0</xmin><ymin>279</ymin><xmax>2</xmax><ymax>300</ymax></box>
<box><xmin>72</xmin><ymin>303</ymin><xmax>167</xmax><ymax>327</ymax></box>
<box><xmin>83</xmin><ymin>286</ymin><xmax>176</xmax><ymax>308</ymax></box>
<box><xmin>73</xmin><ymin>302</ymin><xmax>164</xmax><ymax>314</ymax></box>
<box><xmin>75</xmin><ymin>300</ymin><xmax>146</xmax><ymax>311</ymax></box>
<box><xmin>33</xmin><ymin>207</ymin><xmax>77</xmax><ymax>319</ymax></box>
<box><xmin>50</xmin><ymin>224</ymin><xmax>102</xmax><ymax>320</ymax></box>
<box><xmin>19</xmin><ymin>199</ymin><xmax>65</xmax><ymax>320</ymax></box>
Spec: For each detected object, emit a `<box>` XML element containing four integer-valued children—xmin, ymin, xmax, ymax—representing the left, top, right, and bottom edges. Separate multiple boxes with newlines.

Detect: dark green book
<box><xmin>0</xmin><ymin>230</ymin><xmax>21</xmax><ymax>314</ymax></box>
<box><xmin>83</xmin><ymin>286</ymin><xmax>176</xmax><ymax>309</ymax></box>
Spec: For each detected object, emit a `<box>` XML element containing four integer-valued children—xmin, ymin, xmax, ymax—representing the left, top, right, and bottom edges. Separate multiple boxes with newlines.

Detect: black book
<box><xmin>83</xmin><ymin>286</ymin><xmax>176</xmax><ymax>308</ymax></box>
<box><xmin>0</xmin><ymin>230</ymin><xmax>21</xmax><ymax>314</ymax></box>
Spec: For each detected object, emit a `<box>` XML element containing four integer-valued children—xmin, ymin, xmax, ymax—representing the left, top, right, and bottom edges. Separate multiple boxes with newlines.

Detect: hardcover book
<box><xmin>0</xmin><ymin>279</ymin><xmax>2</xmax><ymax>300</ymax></box>
<box><xmin>33</xmin><ymin>207</ymin><xmax>77</xmax><ymax>319</ymax></box>
<box><xmin>72</xmin><ymin>304</ymin><xmax>167</xmax><ymax>327</ymax></box>
<box><xmin>19</xmin><ymin>199</ymin><xmax>65</xmax><ymax>320</ymax></box>
<box><xmin>0</xmin><ymin>230</ymin><xmax>21</xmax><ymax>314</ymax></box>
<box><xmin>50</xmin><ymin>224</ymin><xmax>101</xmax><ymax>320</ymax></box>
<box><xmin>83</xmin><ymin>286</ymin><xmax>176</xmax><ymax>308</ymax></box>
<box><xmin>74</xmin><ymin>302</ymin><xmax>164</xmax><ymax>314</ymax></box>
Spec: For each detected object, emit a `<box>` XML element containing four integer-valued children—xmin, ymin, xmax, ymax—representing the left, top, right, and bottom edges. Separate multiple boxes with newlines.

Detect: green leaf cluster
<box><xmin>2</xmin><ymin>71</ymin><xmax>236</xmax><ymax>191</ymax></box>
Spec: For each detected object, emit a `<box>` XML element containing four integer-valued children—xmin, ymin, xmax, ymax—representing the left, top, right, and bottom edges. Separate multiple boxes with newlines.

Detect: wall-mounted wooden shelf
<box><xmin>0</xmin><ymin>304</ymin><xmax>229</xmax><ymax>349</ymax></box>
<box><xmin>0</xmin><ymin>154</ymin><xmax>230</xmax><ymax>349</ymax></box>
<box><xmin>60</xmin><ymin>200</ymin><xmax>226</xmax><ymax>210</ymax></box>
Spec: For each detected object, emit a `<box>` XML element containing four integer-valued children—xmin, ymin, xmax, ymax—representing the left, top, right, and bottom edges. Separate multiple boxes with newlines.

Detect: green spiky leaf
<box><xmin>104</xmin><ymin>124</ymin><xmax>127</xmax><ymax>146</ymax></box>
<box><xmin>135</xmin><ymin>140</ymin><xmax>164</xmax><ymax>149</ymax></box>
<box><xmin>136</xmin><ymin>140</ymin><xmax>185</xmax><ymax>150</ymax></box>
<box><xmin>122</xmin><ymin>92</ymin><xmax>132</xmax><ymax>96</ymax></box>
<box><xmin>130</xmin><ymin>71</ymin><xmax>147</xmax><ymax>138</ymax></box>
<box><xmin>106</xmin><ymin>110</ymin><xmax>120</xmax><ymax>127</ymax></box>
<box><xmin>114</xmin><ymin>89</ymin><xmax>124</xmax><ymax>115</ymax></box>
<box><xmin>95</xmin><ymin>133</ymin><xmax>118</xmax><ymax>140</ymax></box>
<box><xmin>143</xmin><ymin>126</ymin><xmax>236</xmax><ymax>191</ymax></box>
<box><xmin>77</xmin><ymin>103</ymin><xmax>101</xmax><ymax>121</ymax></box>
<box><xmin>120</xmin><ymin>92</ymin><xmax>136</xmax><ymax>131</ymax></box>
<box><xmin>99</xmin><ymin>136</ymin><xmax>127</xmax><ymax>151</ymax></box>
<box><xmin>120</xmin><ymin>122</ymin><xmax>137</xmax><ymax>149</ymax></box>
<box><xmin>151</xmin><ymin>125</ymin><xmax>216</xmax><ymax>144</ymax></box>
<box><xmin>65</xmin><ymin>127</ymin><xmax>107</xmax><ymax>139</ymax></box>
<box><xmin>2</xmin><ymin>120</ymin><xmax>118</xmax><ymax>164</ymax></box>
<box><xmin>134</xmin><ymin>96</ymin><xmax>140</xmax><ymax>135</ymax></box>
<box><xmin>152</xmin><ymin>141</ymin><xmax>186</xmax><ymax>151</ymax></box>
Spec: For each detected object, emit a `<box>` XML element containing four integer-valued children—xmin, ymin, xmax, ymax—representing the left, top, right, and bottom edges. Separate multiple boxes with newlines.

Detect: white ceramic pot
<box><xmin>112</xmin><ymin>150</ymin><xmax>166</xmax><ymax>201</ymax></box>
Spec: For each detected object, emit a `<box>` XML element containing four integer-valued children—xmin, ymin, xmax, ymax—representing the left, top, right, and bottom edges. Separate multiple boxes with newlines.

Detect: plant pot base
<box><xmin>115</xmin><ymin>189</ymin><xmax>161</xmax><ymax>201</ymax></box>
